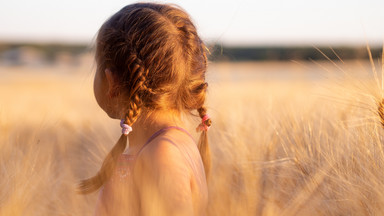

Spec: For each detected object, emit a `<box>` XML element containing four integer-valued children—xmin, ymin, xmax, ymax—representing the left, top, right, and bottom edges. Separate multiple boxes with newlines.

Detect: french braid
<box><xmin>78</xmin><ymin>55</ymin><xmax>150</xmax><ymax>194</ymax></box>
<box><xmin>166</xmin><ymin>11</ymin><xmax>212</xmax><ymax>178</ymax></box>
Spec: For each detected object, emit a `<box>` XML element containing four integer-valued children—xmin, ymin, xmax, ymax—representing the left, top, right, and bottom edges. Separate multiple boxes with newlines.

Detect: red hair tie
<box><xmin>196</xmin><ymin>114</ymin><xmax>211</xmax><ymax>132</ymax></box>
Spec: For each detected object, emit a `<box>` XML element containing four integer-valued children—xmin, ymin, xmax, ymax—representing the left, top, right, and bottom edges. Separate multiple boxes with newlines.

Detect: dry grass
<box><xmin>1</xmin><ymin>57</ymin><xmax>384</xmax><ymax>215</ymax></box>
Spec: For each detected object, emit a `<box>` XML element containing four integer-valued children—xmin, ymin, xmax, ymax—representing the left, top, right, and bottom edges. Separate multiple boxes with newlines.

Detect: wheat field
<box><xmin>1</xmin><ymin>55</ymin><xmax>384</xmax><ymax>215</ymax></box>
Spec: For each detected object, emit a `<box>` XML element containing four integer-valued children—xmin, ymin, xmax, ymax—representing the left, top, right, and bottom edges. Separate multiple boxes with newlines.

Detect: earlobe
<box><xmin>105</xmin><ymin>68</ymin><xmax>120</xmax><ymax>98</ymax></box>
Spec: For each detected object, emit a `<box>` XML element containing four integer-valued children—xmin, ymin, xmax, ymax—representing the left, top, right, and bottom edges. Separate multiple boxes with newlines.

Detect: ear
<box><xmin>105</xmin><ymin>68</ymin><xmax>119</xmax><ymax>98</ymax></box>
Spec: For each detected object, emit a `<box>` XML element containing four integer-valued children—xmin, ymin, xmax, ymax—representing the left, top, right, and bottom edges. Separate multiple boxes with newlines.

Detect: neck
<box><xmin>125</xmin><ymin>109</ymin><xmax>184</xmax><ymax>154</ymax></box>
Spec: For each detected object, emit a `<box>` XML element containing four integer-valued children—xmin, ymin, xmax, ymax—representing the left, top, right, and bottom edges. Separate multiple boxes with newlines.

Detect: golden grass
<box><xmin>1</xmin><ymin>58</ymin><xmax>384</xmax><ymax>215</ymax></box>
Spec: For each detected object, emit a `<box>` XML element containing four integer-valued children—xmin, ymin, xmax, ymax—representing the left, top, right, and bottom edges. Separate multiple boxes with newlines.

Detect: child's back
<box><xmin>95</xmin><ymin>127</ymin><xmax>208</xmax><ymax>216</ymax></box>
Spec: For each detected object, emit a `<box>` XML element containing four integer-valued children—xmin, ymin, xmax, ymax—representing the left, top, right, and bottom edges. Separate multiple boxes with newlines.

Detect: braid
<box><xmin>197</xmin><ymin>106</ymin><xmax>212</xmax><ymax>180</ymax></box>
<box><xmin>126</xmin><ymin>53</ymin><xmax>154</xmax><ymax>99</ymax></box>
<box><xmin>78</xmin><ymin>54</ymin><xmax>150</xmax><ymax>194</ymax></box>
<box><xmin>166</xmin><ymin>11</ymin><xmax>211</xmax><ymax>180</ymax></box>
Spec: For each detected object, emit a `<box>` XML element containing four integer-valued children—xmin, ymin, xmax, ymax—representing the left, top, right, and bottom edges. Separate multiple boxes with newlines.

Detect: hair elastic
<box><xmin>196</xmin><ymin>114</ymin><xmax>211</xmax><ymax>132</ymax></box>
<box><xmin>120</xmin><ymin>119</ymin><xmax>133</xmax><ymax>135</ymax></box>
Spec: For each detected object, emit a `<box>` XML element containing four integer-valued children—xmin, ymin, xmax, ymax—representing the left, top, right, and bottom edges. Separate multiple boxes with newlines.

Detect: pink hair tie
<box><xmin>196</xmin><ymin>114</ymin><xmax>211</xmax><ymax>132</ymax></box>
<box><xmin>120</xmin><ymin>119</ymin><xmax>132</xmax><ymax>135</ymax></box>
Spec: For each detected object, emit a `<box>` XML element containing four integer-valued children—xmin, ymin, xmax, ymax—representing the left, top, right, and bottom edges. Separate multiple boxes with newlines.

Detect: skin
<box><xmin>94</xmin><ymin>67</ymin><xmax>196</xmax><ymax>215</ymax></box>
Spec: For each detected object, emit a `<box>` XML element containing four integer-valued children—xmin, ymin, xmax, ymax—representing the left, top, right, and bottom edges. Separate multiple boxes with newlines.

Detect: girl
<box><xmin>78</xmin><ymin>3</ymin><xmax>212</xmax><ymax>216</ymax></box>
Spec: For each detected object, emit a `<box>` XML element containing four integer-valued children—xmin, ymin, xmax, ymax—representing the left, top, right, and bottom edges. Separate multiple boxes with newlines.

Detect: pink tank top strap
<box><xmin>135</xmin><ymin>126</ymin><xmax>195</xmax><ymax>156</ymax></box>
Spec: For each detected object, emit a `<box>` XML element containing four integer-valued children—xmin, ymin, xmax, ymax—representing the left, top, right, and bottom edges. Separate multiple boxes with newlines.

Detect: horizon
<box><xmin>0</xmin><ymin>40</ymin><xmax>383</xmax><ymax>48</ymax></box>
<box><xmin>0</xmin><ymin>0</ymin><xmax>383</xmax><ymax>47</ymax></box>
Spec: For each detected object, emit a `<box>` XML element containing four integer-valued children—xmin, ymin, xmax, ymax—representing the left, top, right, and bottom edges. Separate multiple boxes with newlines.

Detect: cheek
<box><xmin>93</xmin><ymin>69</ymin><xmax>121</xmax><ymax>119</ymax></box>
<box><xmin>93</xmin><ymin>70</ymin><xmax>107</xmax><ymax>110</ymax></box>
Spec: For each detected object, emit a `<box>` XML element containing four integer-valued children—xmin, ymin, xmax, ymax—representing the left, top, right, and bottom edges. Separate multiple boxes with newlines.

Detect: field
<box><xmin>1</xmin><ymin>56</ymin><xmax>384</xmax><ymax>215</ymax></box>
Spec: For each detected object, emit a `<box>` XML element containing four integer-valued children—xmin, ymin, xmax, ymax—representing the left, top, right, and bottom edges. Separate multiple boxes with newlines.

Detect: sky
<box><xmin>0</xmin><ymin>0</ymin><xmax>383</xmax><ymax>46</ymax></box>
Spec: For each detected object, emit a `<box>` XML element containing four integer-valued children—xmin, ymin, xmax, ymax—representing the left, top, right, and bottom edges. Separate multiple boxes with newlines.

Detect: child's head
<box><xmin>94</xmin><ymin>3</ymin><xmax>208</xmax><ymax>123</ymax></box>
<box><xmin>79</xmin><ymin>3</ymin><xmax>211</xmax><ymax>194</ymax></box>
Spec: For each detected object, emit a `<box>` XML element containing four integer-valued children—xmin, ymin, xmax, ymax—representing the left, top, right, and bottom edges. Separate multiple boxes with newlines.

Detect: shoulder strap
<box><xmin>135</xmin><ymin>126</ymin><xmax>195</xmax><ymax>156</ymax></box>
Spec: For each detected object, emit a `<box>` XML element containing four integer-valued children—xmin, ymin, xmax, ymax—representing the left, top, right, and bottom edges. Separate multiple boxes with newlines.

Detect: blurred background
<box><xmin>0</xmin><ymin>0</ymin><xmax>383</xmax><ymax>66</ymax></box>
